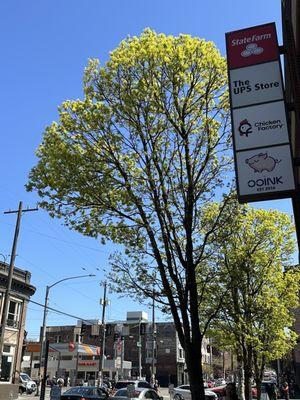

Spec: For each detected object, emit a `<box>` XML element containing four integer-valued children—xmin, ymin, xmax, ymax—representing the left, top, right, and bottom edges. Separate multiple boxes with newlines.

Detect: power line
<box><xmin>0</xmin><ymin>219</ymin><xmax>109</xmax><ymax>254</ymax></box>
<box><xmin>28</xmin><ymin>299</ymin><xmax>99</xmax><ymax>325</ymax></box>
<box><xmin>17</xmin><ymin>254</ymin><xmax>101</xmax><ymax>304</ymax></box>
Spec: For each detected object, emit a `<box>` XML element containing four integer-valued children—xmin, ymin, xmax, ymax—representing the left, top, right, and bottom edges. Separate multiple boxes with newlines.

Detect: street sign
<box><xmin>229</xmin><ymin>61</ymin><xmax>283</xmax><ymax>108</ymax></box>
<box><xmin>226</xmin><ymin>23</ymin><xmax>279</xmax><ymax>69</ymax></box>
<box><xmin>235</xmin><ymin>145</ymin><xmax>295</xmax><ymax>197</ymax></box>
<box><xmin>115</xmin><ymin>356</ymin><xmax>121</xmax><ymax>368</ymax></box>
<box><xmin>232</xmin><ymin>101</ymin><xmax>289</xmax><ymax>150</ymax></box>
<box><xmin>226</xmin><ymin>22</ymin><xmax>295</xmax><ymax>202</ymax></box>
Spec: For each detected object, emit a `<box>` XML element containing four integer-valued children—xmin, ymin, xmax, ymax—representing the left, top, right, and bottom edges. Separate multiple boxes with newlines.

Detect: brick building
<box><xmin>0</xmin><ymin>261</ymin><xmax>36</xmax><ymax>390</ymax></box>
<box><xmin>32</xmin><ymin>311</ymin><xmax>211</xmax><ymax>386</ymax></box>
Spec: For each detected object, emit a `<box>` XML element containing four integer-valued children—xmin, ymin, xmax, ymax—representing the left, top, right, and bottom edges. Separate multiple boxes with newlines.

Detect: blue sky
<box><xmin>0</xmin><ymin>0</ymin><xmax>292</xmax><ymax>339</ymax></box>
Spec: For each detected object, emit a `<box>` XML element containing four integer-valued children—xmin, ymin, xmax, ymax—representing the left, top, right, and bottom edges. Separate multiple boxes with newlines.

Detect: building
<box><xmin>21</xmin><ymin>341</ymin><xmax>132</xmax><ymax>384</ymax></box>
<box><xmin>26</xmin><ymin>311</ymin><xmax>211</xmax><ymax>386</ymax></box>
<box><xmin>281</xmin><ymin>0</ymin><xmax>300</xmax><ymax>387</ymax></box>
<box><xmin>0</xmin><ymin>261</ymin><xmax>36</xmax><ymax>385</ymax></box>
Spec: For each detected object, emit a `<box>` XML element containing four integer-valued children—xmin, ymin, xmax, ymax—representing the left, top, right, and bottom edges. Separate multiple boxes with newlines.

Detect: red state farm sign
<box><xmin>226</xmin><ymin>23</ymin><xmax>279</xmax><ymax>69</ymax></box>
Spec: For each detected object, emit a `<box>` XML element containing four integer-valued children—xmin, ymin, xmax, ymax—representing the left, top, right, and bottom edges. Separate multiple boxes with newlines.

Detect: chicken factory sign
<box><xmin>226</xmin><ymin>23</ymin><xmax>295</xmax><ymax>202</ymax></box>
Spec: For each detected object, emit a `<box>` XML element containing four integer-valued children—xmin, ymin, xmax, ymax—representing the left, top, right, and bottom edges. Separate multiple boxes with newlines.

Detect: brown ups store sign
<box><xmin>225</xmin><ymin>22</ymin><xmax>295</xmax><ymax>202</ymax></box>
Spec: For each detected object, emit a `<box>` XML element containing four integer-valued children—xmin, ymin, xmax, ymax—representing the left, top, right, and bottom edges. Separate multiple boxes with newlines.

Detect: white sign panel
<box><xmin>232</xmin><ymin>101</ymin><xmax>289</xmax><ymax>150</ymax></box>
<box><xmin>236</xmin><ymin>145</ymin><xmax>295</xmax><ymax>196</ymax></box>
<box><xmin>230</xmin><ymin>61</ymin><xmax>283</xmax><ymax>108</ymax></box>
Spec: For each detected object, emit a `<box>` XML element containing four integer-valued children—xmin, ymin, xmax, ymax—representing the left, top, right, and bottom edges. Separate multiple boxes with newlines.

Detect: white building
<box><xmin>21</xmin><ymin>342</ymin><xmax>131</xmax><ymax>384</ymax></box>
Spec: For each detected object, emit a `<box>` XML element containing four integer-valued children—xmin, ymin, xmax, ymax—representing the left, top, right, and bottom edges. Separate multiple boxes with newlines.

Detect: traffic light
<box><xmin>81</xmin><ymin>322</ymin><xmax>87</xmax><ymax>336</ymax></box>
<box><xmin>139</xmin><ymin>323</ymin><xmax>146</xmax><ymax>335</ymax></box>
<box><xmin>113</xmin><ymin>333</ymin><xmax>119</xmax><ymax>342</ymax></box>
<box><xmin>105</xmin><ymin>324</ymin><xmax>112</xmax><ymax>336</ymax></box>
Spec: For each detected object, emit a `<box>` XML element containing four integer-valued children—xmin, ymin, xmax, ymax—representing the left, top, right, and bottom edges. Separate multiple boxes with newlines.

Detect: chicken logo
<box><xmin>241</xmin><ymin>43</ymin><xmax>264</xmax><ymax>57</ymax></box>
<box><xmin>238</xmin><ymin>119</ymin><xmax>252</xmax><ymax>137</ymax></box>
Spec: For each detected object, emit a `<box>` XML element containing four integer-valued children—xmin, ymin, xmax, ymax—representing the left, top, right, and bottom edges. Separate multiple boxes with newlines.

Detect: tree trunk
<box><xmin>253</xmin><ymin>352</ymin><xmax>265</xmax><ymax>400</ymax></box>
<box><xmin>255</xmin><ymin>376</ymin><xmax>262</xmax><ymax>400</ymax></box>
<box><xmin>237</xmin><ymin>357</ymin><xmax>245</xmax><ymax>400</ymax></box>
<box><xmin>185</xmin><ymin>341</ymin><xmax>206</xmax><ymax>400</ymax></box>
<box><xmin>244</xmin><ymin>361</ymin><xmax>252</xmax><ymax>400</ymax></box>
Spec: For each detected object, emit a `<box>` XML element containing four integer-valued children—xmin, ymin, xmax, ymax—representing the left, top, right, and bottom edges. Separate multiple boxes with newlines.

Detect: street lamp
<box><xmin>36</xmin><ymin>273</ymin><xmax>95</xmax><ymax>395</ymax></box>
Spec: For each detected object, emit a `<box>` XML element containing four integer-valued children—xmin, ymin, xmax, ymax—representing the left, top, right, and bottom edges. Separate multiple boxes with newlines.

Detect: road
<box><xmin>18</xmin><ymin>387</ymin><xmax>171</xmax><ymax>399</ymax></box>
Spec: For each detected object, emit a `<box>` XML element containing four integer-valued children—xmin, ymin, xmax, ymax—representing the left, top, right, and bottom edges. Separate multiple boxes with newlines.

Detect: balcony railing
<box><xmin>6</xmin><ymin>319</ymin><xmax>19</xmax><ymax>329</ymax></box>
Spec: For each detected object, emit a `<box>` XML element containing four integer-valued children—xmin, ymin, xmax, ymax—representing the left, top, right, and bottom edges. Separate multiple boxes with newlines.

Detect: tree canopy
<box><xmin>27</xmin><ymin>29</ymin><xmax>231</xmax><ymax>399</ymax></box>
<box><xmin>208</xmin><ymin>203</ymin><xmax>299</xmax><ymax>400</ymax></box>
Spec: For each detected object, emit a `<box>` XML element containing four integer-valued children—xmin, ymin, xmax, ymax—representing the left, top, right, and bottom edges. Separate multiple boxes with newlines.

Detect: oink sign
<box><xmin>226</xmin><ymin>23</ymin><xmax>295</xmax><ymax>202</ymax></box>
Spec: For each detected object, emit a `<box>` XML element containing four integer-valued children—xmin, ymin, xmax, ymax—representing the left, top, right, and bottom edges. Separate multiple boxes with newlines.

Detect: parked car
<box><xmin>172</xmin><ymin>385</ymin><xmax>218</xmax><ymax>400</ymax></box>
<box><xmin>210</xmin><ymin>385</ymin><xmax>227</xmax><ymax>398</ymax></box>
<box><xmin>215</xmin><ymin>379</ymin><xmax>226</xmax><ymax>386</ymax></box>
<box><xmin>210</xmin><ymin>385</ymin><xmax>257</xmax><ymax>399</ymax></box>
<box><xmin>114</xmin><ymin>380</ymin><xmax>152</xmax><ymax>390</ymax></box>
<box><xmin>112</xmin><ymin>387</ymin><xmax>163</xmax><ymax>400</ymax></box>
<box><xmin>61</xmin><ymin>386</ymin><xmax>109</xmax><ymax>399</ymax></box>
<box><xmin>19</xmin><ymin>372</ymin><xmax>37</xmax><ymax>394</ymax></box>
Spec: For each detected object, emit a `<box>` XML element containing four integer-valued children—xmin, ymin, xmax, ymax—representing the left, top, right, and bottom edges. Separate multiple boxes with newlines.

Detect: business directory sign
<box><xmin>226</xmin><ymin>23</ymin><xmax>295</xmax><ymax>202</ymax></box>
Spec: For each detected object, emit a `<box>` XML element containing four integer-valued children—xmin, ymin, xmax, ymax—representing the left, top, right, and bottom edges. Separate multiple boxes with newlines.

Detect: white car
<box><xmin>19</xmin><ymin>372</ymin><xmax>37</xmax><ymax>394</ymax></box>
<box><xmin>112</xmin><ymin>387</ymin><xmax>163</xmax><ymax>400</ymax></box>
<box><xmin>114</xmin><ymin>380</ymin><xmax>152</xmax><ymax>391</ymax></box>
<box><xmin>173</xmin><ymin>385</ymin><xmax>218</xmax><ymax>400</ymax></box>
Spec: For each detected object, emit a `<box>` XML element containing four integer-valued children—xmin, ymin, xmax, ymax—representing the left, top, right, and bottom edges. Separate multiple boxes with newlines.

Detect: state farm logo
<box><xmin>231</xmin><ymin>32</ymin><xmax>272</xmax><ymax>47</ymax></box>
<box><xmin>245</xmin><ymin>152</ymin><xmax>281</xmax><ymax>173</ymax></box>
<box><xmin>238</xmin><ymin>119</ymin><xmax>252</xmax><ymax>136</ymax></box>
<box><xmin>241</xmin><ymin>43</ymin><xmax>264</xmax><ymax>57</ymax></box>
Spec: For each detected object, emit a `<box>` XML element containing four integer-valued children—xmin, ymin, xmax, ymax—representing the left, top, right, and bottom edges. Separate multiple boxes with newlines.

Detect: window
<box><xmin>77</xmin><ymin>371</ymin><xmax>85</xmax><ymax>380</ymax></box>
<box><xmin>61</xmin><ymin>355</ymin><xmax>73</xmax><ymax>360</ymax></box>
<box><xmin>75</xmin><ymin>334</ymin><xmax>81</xmax><ymax>343</ymax></box>
<box><xmin>138</xmin><ymin>382</ymin><xmax>151</xmax><ymax>388</ymax></box>
<box><xmin>81</xmin><ymin>355</ymin><xmax>94</xmax><ymax>360</ymax></box>
<box><xmin>7</xmin><ymin>300</ymin><xmax>21</xmax><ymax>328</ymax></box>
<box><xmin>54</xmin><ymin>335</ymin><xmax>62</xmax><ymax>343</ymax></box>
<box><xmin>0</xmin><ymin>345</ymin><xmax>15</xmax><ymax>382</ymax></box>
<box><xmin>179</xmin><ymin>348</ymin><xmax>183</xmax><ymax>358</ymax></box>
<box><xmin>180</xmin><ymin>385</ymin><xmax>190</xmax><ymax>390</ymax></box>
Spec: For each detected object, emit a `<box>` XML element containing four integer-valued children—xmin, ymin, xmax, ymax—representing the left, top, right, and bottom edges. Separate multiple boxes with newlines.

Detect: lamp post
<box><xmin>37</xmin><ymin>273</ymin><xmax>95</xmax><ymax>398</ymax></box>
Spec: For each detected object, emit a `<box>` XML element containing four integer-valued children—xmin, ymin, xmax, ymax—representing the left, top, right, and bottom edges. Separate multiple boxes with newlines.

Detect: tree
<box><xmin>27</xmin><ymin>29</ymin><xmax>231</xmax><ymax>399</ymax></box>
<box><xmin>208</xmin><ymin>203</ymin><xmax>299</xmax><ymax>400</ymax></box>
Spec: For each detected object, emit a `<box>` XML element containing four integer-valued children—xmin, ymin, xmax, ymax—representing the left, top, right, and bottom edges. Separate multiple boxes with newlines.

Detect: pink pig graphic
<box><xmin>245</xmin><ymin>152</ymin><xmax>281</xmax><ymax>173</ymax></box>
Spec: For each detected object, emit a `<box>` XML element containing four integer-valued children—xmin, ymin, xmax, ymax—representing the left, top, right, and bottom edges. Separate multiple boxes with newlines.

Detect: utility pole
<box><xmin>39</xmin><ymin>340</ymin><xmax>49</xmax><ymax>400</ymax></box>
<box><xmin>120</xmin><ymin>335</ymin><xmax>125</xmax><ymax>379</ymax></box>
<box><xmin>0</xmin><ymin>201</ymin><xmax>37</xmax><ymax>378</ymax></box>
<box><xmin>138</xmin><ymin>317</ymin><xmax>142</xmax><ymax>379</ymax></box>
<box><xmin>36</xmin><ymin>285</ymin><xmax>50</xmax><ymax>394</ymax></box>
<box><xmin>98</xmin><ymin>282</ymin><xmax>107</xmax><ymax>387</ymax></box>
<box><xmin>37</xmin><ymin>274</ymin><xmax>95</xmax><ymax>396</ymax></box>
<box><xmin>151</xmin><ymin>294</ymin><xmax>156</xmax><ymax>380</ymax></box>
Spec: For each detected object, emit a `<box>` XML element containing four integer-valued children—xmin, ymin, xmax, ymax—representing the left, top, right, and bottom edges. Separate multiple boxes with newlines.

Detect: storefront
<box><xmin>22</xmin><ymin>342</ymin><xmax>132</xmax><ymax>384</ymax></box>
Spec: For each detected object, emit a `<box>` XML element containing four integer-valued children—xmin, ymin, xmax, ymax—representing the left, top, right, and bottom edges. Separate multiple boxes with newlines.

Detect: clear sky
<box><xmin>0</xmin><ymin>0</ymin><xmax>292</xmax><ymax>339</ymax></box>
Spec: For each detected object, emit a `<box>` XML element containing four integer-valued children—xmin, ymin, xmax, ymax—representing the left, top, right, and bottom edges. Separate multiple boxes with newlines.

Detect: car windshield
<box><xmin>64</xmin><ymin>387</ymin><xmax>94</xmax><ymax>395</ymax></box>
<box><xmin>115</xmin><ymin>382</ymin><xmax>135</xmax><ymax>389</ymax></box>
<box><xmin>20</xmin><ymin>373</ymin><xmax>31</xmax><ymax>382</ymax></box>
<box><xmin>115</xmin><ymin>389</ymin><xmax>140</xmax><ymax>398</ymax></box>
